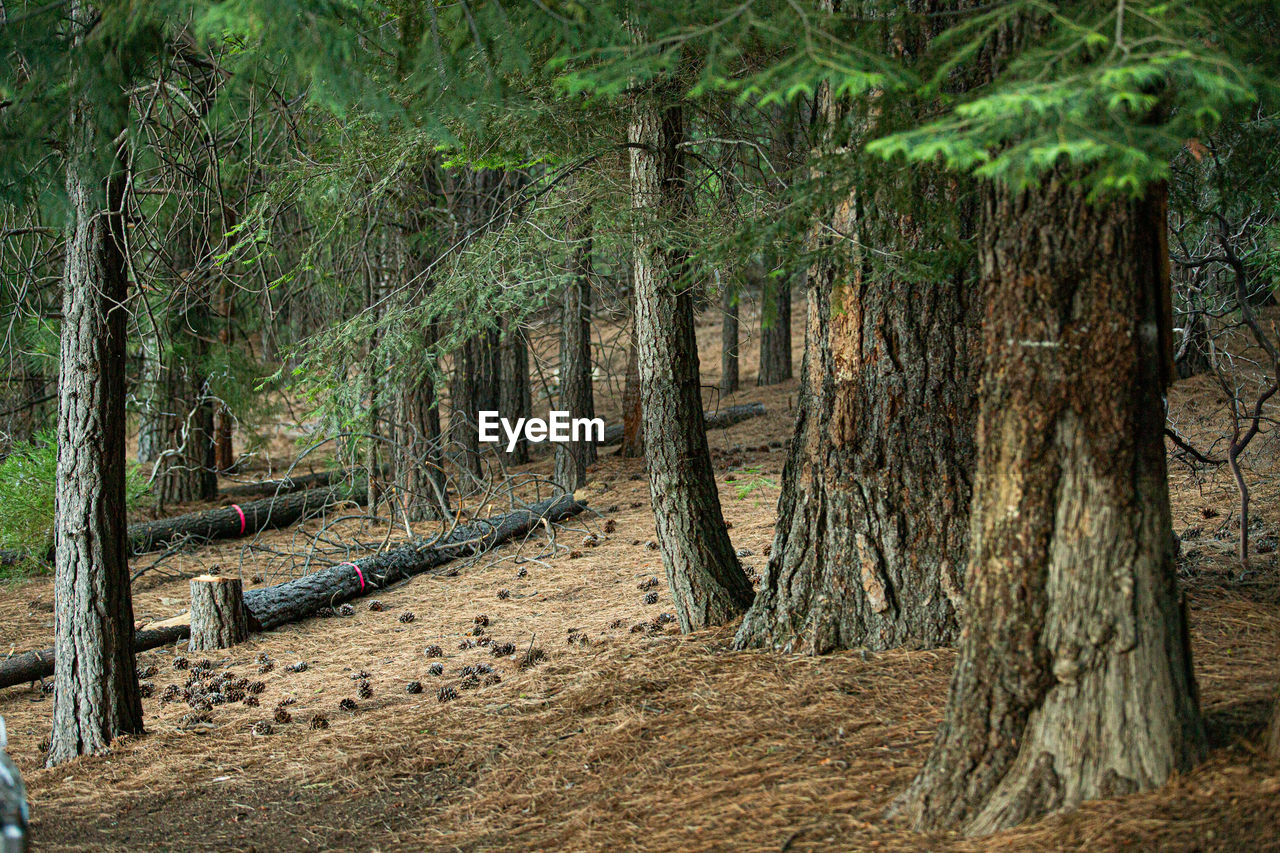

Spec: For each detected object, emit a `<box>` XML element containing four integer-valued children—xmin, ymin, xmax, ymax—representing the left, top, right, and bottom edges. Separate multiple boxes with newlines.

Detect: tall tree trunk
<box><xmin>893</xmin><ymin>178</ymin><xmax>1206</xmax><ymax>835</ymax></box>
<box><xmin>555</xmin><ymin>196</ymin><xmax>596</xmax><ymax>491</ymax></box>
<box><xmin>49</xmin><ymin>3</ymin><xmax>144</xmax><ymax>764</ymax></box>
<box><xmin>499</xmin><ymin>321</ymin><xmax>531</xmax><ymax>465</ymax></box>
<box><xmin>450</xmin><ymin>338</ymin><xmax>483</xmax><ymax>482</ymax></box>
<box><xmin>214</xmin><ymin>273</ymin><xmax>235</xmax><ymax>471</ymax></box>
<box><xmin>757</xmin><ymin>271</ymin><xmax>792</xmax><ymax>386</ymax></box>
<box><xmin>154</xmin><ymin>332</ymin><xmax>217</xmax><ymax>507</ymax></box>
<box><xmin>630</xmin><ymin>93</ymin><xmax>753</xmax><ymax>631</ymax></box>
<box><xmin>719</xmin><ymin>270</ymin><xmax>739</xmax><ymax>395</ymax></box>
<box><xmin>395</xmin><ymin>321</ymin><xmax>446</xmax><ymax>522</ymax></box>
<box><xmin>735</xmin><ymin>30</ymin><xmax>978</xmax><ymax>652</ymax></box>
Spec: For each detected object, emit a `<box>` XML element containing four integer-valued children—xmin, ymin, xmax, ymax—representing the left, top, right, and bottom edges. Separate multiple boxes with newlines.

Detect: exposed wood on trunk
<box><xmin>188</xmin><ymin>575</ymin><xmax>250</xmax><ymax>651</ymax></box>
<box><xmin>0</xmin><ymin>496</ymin><xmax>585</xmax><ymax>690</ymax></box>
<box><xmin>894</xmin><ymin>178</ymin><xmax>1207</xmax><ymax>835</ymax></box>
<box><xmin>736</xmin><ymin>2</ymin><xmax>978</xmax><ymax>654</ymax></box>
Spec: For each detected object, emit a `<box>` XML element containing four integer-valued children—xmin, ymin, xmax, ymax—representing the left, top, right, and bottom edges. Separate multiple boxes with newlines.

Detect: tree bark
<box><xmin>620</xmin><ymin>302</ymin><xmax>644</xmax><ymax>458</ymax></box>
<box><xmin>48</xmin><ymin>4</ymin><xmax>144</xmax><ymax>763</ymax></box>
<box><xmin>719</xmin><ymin>270</ymin><xmax>739</xmax><ymax>395</ymax></box>
<box><xmin>555</xmin><ymin>195</ymin><xmax>596</xmax><ymax>491</ymax></box>
<box><xmin>757</xmin><ymin>272</ymin><xmax>792</xmax><ymax>386</ymax></box>
<box><xmin>128</xmin><ymin>482</ymin><xmax>366</xmax><ymax>554</ymax></box>
<box><xmin>188</xmin><ymin>575</ymin><xmax>251</xmax><ymax>651</ymax></box>
<box><xmin>396</xmin><ymin>327</ymin><xmax>447</xmax><ymax>521</ymax></box>
<box><xmin>630</xmin><ymin>92</ymin><xmax>753</xmax><ymax>631</ymax></box>
<box><xmin>893</xmin><ymin>179</ymin><xmax>1206</xmax><ymax>835</ymax></box>
<box><xmin>499</xmin><ymin>321</ymin><xmax>531</xmax><ymax>465</ymax></box>
<box><xmin>735</xmin><ymin>35</ymin><xmax>978</xmax><ymax>653</ymax></box>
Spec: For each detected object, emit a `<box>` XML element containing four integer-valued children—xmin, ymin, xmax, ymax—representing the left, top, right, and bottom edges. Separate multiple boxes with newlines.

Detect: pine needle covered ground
<box><xmin>2</xmin><ymin>308</ymin><xmax>1279</xmax><ymax>852</ymax></box>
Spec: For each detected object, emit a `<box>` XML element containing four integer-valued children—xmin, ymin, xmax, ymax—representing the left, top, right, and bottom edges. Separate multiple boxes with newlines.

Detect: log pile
<box><xmin>0</xmin><ymin>495</ymin><xmax>585</xmax><ymax>690</ymax></box>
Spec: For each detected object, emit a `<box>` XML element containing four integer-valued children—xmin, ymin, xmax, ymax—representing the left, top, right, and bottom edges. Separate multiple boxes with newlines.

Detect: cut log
<box><xmin>128</xmin><ymin>482</ymin><xmax>366</xmax><ymax>555</ymax></box>
<box><xmin>0</xmin><ymin>495</ymin><xmax>585</xmax><ymax>690</ymax></box>
<box><xmin>188</xmin><ymin>575</ymin><xmax>251</xmax><ymax>650</ymax></box>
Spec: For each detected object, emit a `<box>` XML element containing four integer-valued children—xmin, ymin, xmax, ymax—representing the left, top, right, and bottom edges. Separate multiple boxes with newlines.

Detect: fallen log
<box><xmin>221</xmin><ymin>469</ymin><xmax>353</xmax><ymax>499</ymax></box>
<box><xmin>598</xmin><ymin>402</ymin><xmax>766</xmax><ymax>447</ymax></box>
<box><xmin>0</xmin><ymin>495</ymin><xmax>585</xmax><ymax>690</ymax></box>
<box><xmin>128</xmin><ymin>482</ymin><xmax>367</xmax><ymax>555</ymax></box>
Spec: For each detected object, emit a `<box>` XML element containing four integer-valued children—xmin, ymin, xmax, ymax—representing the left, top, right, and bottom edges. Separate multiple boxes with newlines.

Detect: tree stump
<box><xmin>189</xmin><ymin>575</ymin><xmax>250</xmax><ymax>650</ymax></box>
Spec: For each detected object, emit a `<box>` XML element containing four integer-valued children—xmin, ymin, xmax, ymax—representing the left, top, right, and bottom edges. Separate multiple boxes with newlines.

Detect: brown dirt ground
<box><xmin>3</xmin><ymin>300</ymin><xmax>1280</xmax><ymax>852</ymax></box>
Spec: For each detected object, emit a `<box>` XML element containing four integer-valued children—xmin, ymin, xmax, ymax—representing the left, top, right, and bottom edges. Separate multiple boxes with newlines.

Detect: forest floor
<box><xmin>2</xmin><ymin>301</ymin><xmax>1280</xmax><ymax>851</ymax></box>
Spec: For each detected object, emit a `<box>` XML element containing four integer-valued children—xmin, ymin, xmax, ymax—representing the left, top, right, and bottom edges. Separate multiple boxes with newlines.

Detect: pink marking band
<box><xmin>340</xmin><ymin>562</ymin><xmax>365</xmax><ymax>590</ymax></box>
<box><xmin>231</xmin><ymin>504</ymin><xmax>246</xmax><ymax>535</ymax></box>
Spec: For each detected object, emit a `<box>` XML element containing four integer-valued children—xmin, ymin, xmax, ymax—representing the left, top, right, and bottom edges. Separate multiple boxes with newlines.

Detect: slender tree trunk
<box><xmin>719</xmin><ymin>270</ymin><xmax>739</xmax><ymax>395</ymax></box>
<box><xmin>757</xmin><ymin>272</ymin><xmax>792</xmax><ymax>386</ymax></box>
<box><xmin>395</xmin><ymin>333</ymin><xmax>446</xmax><ymax>522</ymax></box>
<box><xmin>214</xmin><ymin>275</ymin><xmax>235</xmax><ymax>471</ymax></box>
<box><xmin>49</xmin><ymin>4</ymin><xmax>144</xmax><ymax>763</ymax></box>
<box><xmin>499</xmin><ymin>321</ymin><xmax>531</xmax><ymax>465</ymax></box>
<box><xmin>631</xmin><ymin>93</ymin><xmax>753</xmax><ymax>631</ymax></box>
<box><xmin>555</xmin><ymin>196</ymin><xmax>597</xmax><ymax>491</ymax></box>
<box><xmin>735</xmin><ymin>33</ymin><xmax>978</xmax><ymax>652</ymax></box>
<box><xmin>450</xmin><ymin>338</ymin><xmax>483</xmax><ymax>481</ymax></box>
<box><xmin>894</xmin><ymin>178</ymin><xmax>1206</xmax><ymax>835</ymax></box>
<box><xmin>620</xmin><ymin>277</ymin><xmax>645</xmax><ymax>458</ymax></box>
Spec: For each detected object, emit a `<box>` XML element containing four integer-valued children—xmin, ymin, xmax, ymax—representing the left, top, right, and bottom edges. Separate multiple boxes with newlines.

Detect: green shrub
<box><xmin>0</xmin><ymin>430</ymin><xmax>150</xmax><ymax>579</ymax></box>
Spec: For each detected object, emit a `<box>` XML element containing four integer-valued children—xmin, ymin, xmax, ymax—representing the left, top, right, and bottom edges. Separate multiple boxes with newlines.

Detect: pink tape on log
<box><xmin>231</xmin><ymin>504</ymin><xmax>246</xmax><ymax>535</ymax></box>
<box><xmin>339</xmin><ymin>561</ymin><xmax>365</xmax><ymax>590</ymax></box>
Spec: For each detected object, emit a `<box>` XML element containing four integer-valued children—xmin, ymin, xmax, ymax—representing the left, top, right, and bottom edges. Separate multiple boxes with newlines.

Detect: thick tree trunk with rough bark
<box><xmin>893</xmin><ymin>179</ymin><xmax>1206</xmax><ymax>835</ymax></box>
<box><xmin>48</xmin><ymin>9</ymin><xmax>144</xmax><ymax>763</ymax></box>
<box><xmin>757</xmin><ymin>274</ymin><xmax>792</xmax><ymax>386</ymax></box>
<box><xmin>736</xmin><ymin>5</ymin><xmax>979</xmax><ymax>653</ymax></box>
<box><xmin>630</xmin><ymin>93</ymin><xmax>753</xmax><ymax>631</ymax></box>
<box><xmin>555</xmin><ymin>198</ymin><xmax>597</xmax><ymax>491</ymax></box>
<box><xmin>499</xmin><ymin>321</ymin><xmax>531</xmax><ymax>465</ymax></box>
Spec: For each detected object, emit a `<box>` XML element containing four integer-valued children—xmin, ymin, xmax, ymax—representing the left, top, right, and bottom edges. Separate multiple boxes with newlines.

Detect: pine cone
<box><xmin>423</xmin><ymin>644</ymin><xmax>443</xmax><ymax>658</ymax></box>
<box><xmin>517</xmin><ymin>648</ymin><xmax>547</xmax><ymax>671</ymax></box>
<box><xmin>258</xmin><ymin>661</ymin><xmax>275</xmax><ymax>674</ymax></box>
<box><xmin>491</xmin><ymin>642</ymin><xmax>516</xmax><ymax>657</ymax></box>
<box><xmin>338</xmin><ymin>698</ymin><xmax>357</xmax><ymax>711</ymax></box>
<box><xmin>243</xmin><ymin>695</ymin><xmax>260</xmax><ymax>707</ymax></box>
<box><xmin>473</xmin><ymin>614</ymin><xmax>490</xmax><ymax>627</ymax></box>
<box><xmin>437</xmin><ymin>685</ymin><xmax>458</xmax><ymax>703</ymax></box>
<box><xmin>357</xmin><ymin>680</ymin><xmax>372</xmax><ymax>700</ymax></box>
<box><xmin>309</xmin><ymin>714</ymin><xmax>329</xmax><ymax>730</ymax></box>
<box><xmin>139</xmin><ymin>681</ymin><xmax>155</xmax><ymax>698</ymax></box>
<box><xmin>316</xmin><ymin>607</ymin><xmax>335</xmax><ymax>618</ymax></box>
<box><xmin>286</xmin><ymin>662</ymin><xmax>308</xmax><ymax>673</ymax></box>
<box><xmin>247</xmin><ymin>681</ymin><xmax>265</xmax><ymax>694</ymax></box>
<box><xmin>406</xmin><ymin>680</ymin><xmax>423</xmax><ymax>694</ymax></box>
<box><xmin>172</xmin><ymin>656</ymin><xmax>190</xmax><ymax>670</ymax></box>
<box><xmin>338</xmin><ymin>603</ymin><xmax>355</xmax><ymax>617</ymax></box>
<box><xmin>368</xmin><ymin>600</ymin><xmax>384</xmax><ymax>612</ymax></box>
<box><xmin>428</xmin><ymin>663</ymin><xmax>444</xmax><ymax>676</ymax></box>
<box><xmin>273</xmin><ymin>708</ymin><xmax>292</xmax><ymax>724</ymax></box>
<box><xmin>252</xmin><ymin>721</ymin><xmax>273</xmax><ymax>736</ymax></box>
<box><xmin>398</xmin><ymin>611</ymin><xmax>415</xmax><ymax>624</ymax></box>
<box><xmin>638</xmin><ymin>576</ymin><xmax>660</xmax><ymax>590</ymax></box>
<box><xmin>643</xmin><ymin>591</ymin><xmax>659</xmax><ymax>605</ymax></box>
<box><xmin>603</xmin><ymin>519</ymin><xmax>617</xmax><ymax>534</ymax></box>
<box><xmin>496</xmin><ymin>589</ymin><xmax>510</xmax><ymax>600</ymax></box>
<box><xmin>161</xmin><ymin>684</ymin><xmax>182</xmax><ymax>702</ymax></box>
<box><xmin>137</xmin><ymin>663</ymin><xmax>158</xmax><ymax>679</ymax></box>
